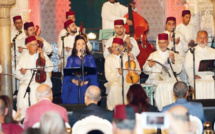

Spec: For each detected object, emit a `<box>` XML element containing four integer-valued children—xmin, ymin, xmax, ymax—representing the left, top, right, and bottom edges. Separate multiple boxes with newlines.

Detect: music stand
<box><xmin>198</xmin><ymin>59</ymin><xmax>215</xmax><ymax>98</ymax></box>
<box><xmin>64</xmin><ymin>67</ymin><xmax>96</xmax><ymax>103</ymax></box>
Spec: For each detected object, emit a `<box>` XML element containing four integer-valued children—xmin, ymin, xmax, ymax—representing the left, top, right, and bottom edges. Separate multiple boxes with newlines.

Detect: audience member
<box><xmin>40</xmin><ymin>111</ymin><xmax>67</xmax><ymax>134</ymax></box>
<box><xmin>23</xmin><ymin>84</ymin><xmax>68</xmax><ymax>129</ymax></box>
<box><xmin>127</xmin><ymin>84</ymin><xmax>159</xmax><ymax>113</ymax></box>
<box><xmin>70</xmin><ymin>86</ymin><xmax>113</xmax><ymax>127</ymax></box>
<box><xmin>166</xmin><ymin>105</ymin><xmax>191</xmax><ymax>134</ymax></box>
<box><xmin>162</xmin><ymin>81</ymin><xmax>205</xmax><ymax>124</ymax></box>
<box><xmin>112</xmin><ymin>105</ymin><xmax>136</xmax><ymax>134</ymax></box>
<box><xmin>0</xmin><ymin>95</ymin><xmax>23</xmax><ymax>134</ymax></box>
<box><xmin>22</xmin><ymin>128</ymin><xmax>41</xmax><ymax>134</ymax></box>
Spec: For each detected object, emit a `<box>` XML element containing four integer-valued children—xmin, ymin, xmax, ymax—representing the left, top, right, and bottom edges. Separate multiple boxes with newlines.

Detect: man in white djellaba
<box><xmin>176</xmin><ymin>10</ymin><xmax>196</xmax><ymax>46</ymax></box>
<box><xmin>15</xmin><ymin>36</ymin><xmax>53</xmax><ymax>120</ymax></box>
<box><xmin>104</xmin><ymin>37</ymin><xmax>141</xmax><ymax>110</ymax></box>
<box><xmin>185</xmin><ymin>30</ymin><xmax>215</xmax><ymax>99</ymax></box>
<box><xmin>143</xmin><ymin>33</ymin><xmax>182</xmax><ymax>110</ymax></box>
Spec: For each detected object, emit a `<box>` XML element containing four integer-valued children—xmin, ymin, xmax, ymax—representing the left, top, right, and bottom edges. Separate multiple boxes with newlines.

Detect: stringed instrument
<box><xmin>124</xmin><ymin>2</ymin><xmax>139</xmax><ymax>84</ymax></box>
<box><xmin>79</xmin><ymin>22</ymin><xmax>88</xmax><ymax>40</ymax></box>
<box><xmin>35</xmin><ymin>25</ymin><xmax>46</xmax><ymax>83</ymax></box>
<box><xmin>124</xmin><ymin>0</ymin><xmax>155</xmax><ymax>68</ymax></box>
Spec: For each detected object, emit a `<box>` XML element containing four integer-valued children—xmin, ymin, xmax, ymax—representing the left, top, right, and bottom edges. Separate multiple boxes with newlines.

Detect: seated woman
<box><xmin>61</xmin><ymin>35</ymin><xmax>99</xmax><ymax>104</ymax></box>
<box><xmin>127</xmin><ymin>84</ymin><xmax>159</xmax><ymax>113</ymax></box>
<box><xmin>0</xmin><ymin>95</ymin><xmax>23</xmax><ymax>134</ymax></box>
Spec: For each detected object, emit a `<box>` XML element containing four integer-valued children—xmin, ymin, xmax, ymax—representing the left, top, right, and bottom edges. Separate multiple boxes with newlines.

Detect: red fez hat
<box><xmin>114</xmin><ymin>19</ymin><xmax>124</xmax><ymax>25</ymax></box>
<box><xmin>64</xmin><ymin>20</ymin><xmax>74</xmax><ymax>29</ymax></box>
<box><xmin>66</xmin><ymin>11</ymin><xmax>75</xmax><ymax>18</ymax></box>
<box><xmin>114</xmin><ymin>105</ymin><xmax>135</xmax><ymax>120</ymax></box>
<box><xmin>13</xmin><ymin>16</ymin><xmax>22</xmax><ymax>23</ymax></box>
<box><xmin>112</xmin><ymin>38</ymin><xmax>123</xmax><ymax>45</ymax></box>
<box><xmin>158</xmin><ymin>33</ymin><xmax>168</xmax><ymax>40</ymax></box>
<box><xmin>25</xmin><ymin>36</ymin><xmax>37</xmax><ymax>45</ymax></box>
<box><xmin>182</xmin><ymin>10</ymin><xmax>191</xmax><ymax>16</ymax></box>
<box><xmin>24</xmin><ymin>22</ymin><xmax>34</xmax><ymax>30</ymax></box>
<box><xmin>166</xmin><ymin>17</ymin><xmax>176</xmax><ymax>23</ymax></box>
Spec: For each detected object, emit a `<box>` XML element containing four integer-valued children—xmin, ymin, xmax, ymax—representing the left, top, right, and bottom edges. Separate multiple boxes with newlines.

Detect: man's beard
<box><xmin>70</xmin><ymin>29</ymin><xmax>77</xmax><ymax>34</ymax></box>
<box><xmin>116</xmin><ymin>32</ymin><xmax>123</xmax><ymax>36</ymax></box>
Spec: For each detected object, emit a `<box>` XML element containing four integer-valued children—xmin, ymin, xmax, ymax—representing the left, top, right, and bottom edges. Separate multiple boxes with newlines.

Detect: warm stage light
<box><xmin>87</xmin><ymin>32</ymin><xmax>97</xmax><ymax>40</ymax></box>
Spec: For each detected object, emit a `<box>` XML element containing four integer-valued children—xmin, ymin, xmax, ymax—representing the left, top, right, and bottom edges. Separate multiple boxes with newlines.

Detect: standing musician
<box><xmin>58</xmin><ymin>20</ymin><xmax>92</xmax><ymax>70</ymax></box>
<box><xmin>103</xmin><ymin>19</ymin><xmax>139</xmax><ymax>59</ymax></box>
<box><xmin>101</xmin><ymin>0</ymin><xmax>135</xmax><ymax>29</ymax></box>
<box><xmin>58</xmin><ymin>11</ymin><xmax>79</xmax><ymax>46</ymax></box>
<box><xmin>105</xmin><ymin>38</ymin><xmax>140</xmax><ymax>110</ymax></box>
<box><xmin>15</xmin><ymin>36</ymin><xmax>53</xmax><ymax>120</ymax></box>
<box><xmin>61</xmin><ymin>35</ymin><xmax>98</xmax><ymax>104</ymax></box>
<box><xmin>143</xmin><ymin>33</ymin><xmax>182</xmax><ymax>110</ymax></box>
<box><xmin>176</xmin><ymin>10</ymin><xmax>197</xmax><ymax>46</ymax></box>
<box><xmin>11</xmin><ymin>15</ymin><xmax>26</xmax><ymax>42</ymax></box>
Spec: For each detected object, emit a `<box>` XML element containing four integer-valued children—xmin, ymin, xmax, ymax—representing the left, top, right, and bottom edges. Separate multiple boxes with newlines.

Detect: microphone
<box><xmin>171</xmin><ymin>27</ymin><xmax>175</xmax><ymax>32</ymax></box>
<box><xmin>116</xmin><ymin>47</ymin><xmax>121</xmax><ymax>52</ymax></box>
<box><xmin>61</xmin><ymin>32</ymin><xmax>70</xmax><ymax>39</ymax></box>
<box><xmin>80</xmin><ymin>48</ymin><xmax>84</xmax><ymax>57</ymax></box>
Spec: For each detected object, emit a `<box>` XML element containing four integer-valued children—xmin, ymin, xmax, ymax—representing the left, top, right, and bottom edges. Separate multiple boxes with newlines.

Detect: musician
<box><xmin>143</xmin><ymin>33</ymin><xmax>182</xmax><ymax>110</ymax></box>
<box><xmin>16</xmin><ymin>22</ymin><xmax>53</xmax><ymax>59</ymax></box>
<box><xmin>58</xmin><ymin>11</ymin><xmax>80</xmax><ymax>46</ymax></box>
<box><xmin>156</xmin><ymin>17</ymin><xmax>188</xmax><ymax>83</ymax></box>
<box><xmin>176</xmin><ymin>10</ymin><xmax>196</xmax><ymax>46</ymax></box>
<box><xmin>105</xmin><ymin>38</ymin><xmax>141</xmax><ymax>110</ymax></box>
<box><xmin>58</xmin><ymin>20</ymin><xmax>92</xmax><ymax>69</ymax></box>
<box><xmin>11</xmin><ymin>15</ymin><xmax>26</xmax><ymax>42</ymax></box>
<box><xmin>101</xmin><ymin>0</ymin><xmax>135</xmax><ymax>29</ymax></box>
<box><xmin>103</xmin><ymin>19</ymin><xmax>140</xmax><ymax>58</ymax></box>
<box><xmin>61</xmin><ymin>35</ymin><xmax>98</xmax><ymax>104</ymax></box>
<box><xmin>15</xmin><ymin>36</ymin><xmax>53</xmax><ymax>120</ymax></box>
<box><xmin>185</xmin><ymin>30</ymin><xmax>215</xmax><ymax>99</ymax></box>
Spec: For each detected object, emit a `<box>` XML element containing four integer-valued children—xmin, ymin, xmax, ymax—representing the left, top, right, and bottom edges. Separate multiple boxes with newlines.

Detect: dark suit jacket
<box><xmin>69</xmin><ymin>103</ymin><xmax>113</xmax><ymax>127</ymax></box>
<box><xmin>162</xmin><ymin>98</ymin><xmax>205</xmax><ymax>123</ymax></box>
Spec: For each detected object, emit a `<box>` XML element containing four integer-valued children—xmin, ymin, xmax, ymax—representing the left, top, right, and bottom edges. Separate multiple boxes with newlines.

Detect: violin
<box><xmin>79</xmin><ymin>22</ymin><xmax>88</xmax><ymax>40</ymax></box>
<box><xmin>35</xmin><ymin>25</ymin><xmax>46</xmax><ymax>83</ymax></box>
<box><xmin>35</xmin><ymin>25</ymin><xmax>43</xmax><ymax>48</ymax></box>
<box><xmin>124</xmin><ymin>0</ymin><xmax>139</xmax><ymax>84</ymax></box>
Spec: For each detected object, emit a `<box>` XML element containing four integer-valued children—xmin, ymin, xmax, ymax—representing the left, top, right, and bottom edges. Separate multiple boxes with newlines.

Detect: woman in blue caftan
<box><xmin>61</xmin><ymin>35</ymin><xmax>99</xmax><ymax>104</ymax></box>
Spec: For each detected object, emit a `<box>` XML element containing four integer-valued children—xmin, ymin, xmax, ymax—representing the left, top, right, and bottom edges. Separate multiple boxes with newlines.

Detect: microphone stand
<box><xmin>171</xmin><ymin>28</ymin><xmax>179</xmax><ymax>54</ymax></box>
<box><xmin>61</xmin><ymin>33</ymin><xmax>69</xmax><ymax>69</ymax></box>
<box><xmin>190</xmin><ymin>48</ymin><xmax>196</xmax><ymax>100</ymax></box>
<box><xmin>167</xmin><ymin>58</ymin><xmax>178</xmax><ymax>82</ymax></box>
<box><xmin>12</xmin><ymin>31</ymin><xmax>22</xmax><ymax>96</ymax></box>
<box><xmin>120</xmin><ymin>52</ymin><xmax>125</xmax><ymax>104</ymax></box>
<box><xmin>23</xmin><ymin>70</ymin><xmax>37</xmax><ymax>106</ymax></box>
<box><xmin>80</xmin><ymin>50</ymin><xmax>85</xmax><ymax>104</ymax></box>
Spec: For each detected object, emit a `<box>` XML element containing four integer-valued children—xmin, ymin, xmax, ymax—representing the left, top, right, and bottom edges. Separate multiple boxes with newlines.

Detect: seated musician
<box><xmin>58</xmin><ymin>20</ymin><xmax>92</xmax><ymax>70</ymax></box>
<box><xmin>61</xmin><ymin>35</ymin><xmax>98</xmax><ymax>104</ymax></box>
<box><xmin>103</xmin><ymin>19</ymin><xmax>140</xmax><ymax>59</ymax></box>
<box><xmin>143</xmin><ymin>33</ymin><xmax>182</xmax><ymax>110</ymax></box>
<box><xmin>185</xmin><ymin>30</ymin><xmax>215</xmax><ymax>99</ymax></box>
<box><xmin>105</xmin><ymin>38</ymin><xmax>141</xmax><ymax>110</ymax></box>
<box><xmin>15</xmin><ymin>36</ymin><xmax>53</xmax><ymax>120</ymax></box>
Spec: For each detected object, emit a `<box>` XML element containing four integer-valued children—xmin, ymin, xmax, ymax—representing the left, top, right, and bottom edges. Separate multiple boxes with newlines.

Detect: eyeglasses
<box><xmin>30</xmin><ymin>44</ymin><xmax>39</xmax><ymax>47</ymax></box>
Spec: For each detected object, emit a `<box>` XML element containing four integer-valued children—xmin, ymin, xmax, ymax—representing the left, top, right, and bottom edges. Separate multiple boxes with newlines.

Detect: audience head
<box><xmin>127</xmin><ymin>84</ymin><xmax>149</xmax><ymax>113</ymax></box>
<box><xmin>72</xmin><ymin>35</ymin><xmax>90</xmax><ymax>56</ymax></box>
<box><xmin>166</xmin><ymin>105</ymin><xmax>190</xmax><ymax>134</ymax></box>
<box><xmin>173</xmin><ymin>81</ymin><xmax>188</xmax><ymax>99</ymax></box>
<box><xmin>40</xmin><ymin>111</ymin><xmax>67</xmax><ymax>134</ymax></box>
<box><xmin>22</xmin><ymin>128</ymin><xmax>41</xmax><ymax>134</ymax></box>
<box><xmin>36</xmin><ymin>84</ymin><xmax>53</xmax><ymax>101</ymax></box>
<box><xmin>0</xmin><ymin>95</ymin><xmax>17</xmax><ymax>124</ymax></box>
<box><xmin>87</xmin><ymin>130</ymin><xmax>104</xmax><ymax>134</ymax></box>
<box><xmin>196</xmin><ymin>30</ymin><xmax>208</xmax><ymax>48</ymax></box>
<box><xmin>84</xmin><ymin>86</ymin><xmax>101</xmax><ymax>106</ymax></box>
<box><xmin>112</xmin><ymin>105</ymin><xmax>136</xmax><ymax>134</ymax></box>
